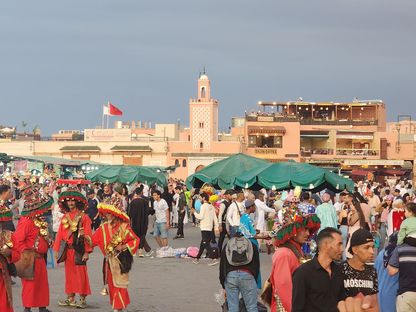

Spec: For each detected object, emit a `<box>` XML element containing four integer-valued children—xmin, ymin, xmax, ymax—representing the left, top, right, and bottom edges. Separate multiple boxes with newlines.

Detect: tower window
<box><xmin>199</xmin><ymin>122</ymin><xmax>204</xmax><ymax>128</ymax></box>
<box><xmin>182</xmin><ymin>159</ymin><xmax>187</xmax><ymax>167</ymax></box>
<box><xmin>175</xmin><ymin>159</ymin><xmax>180</xmax><ymax>166</ymax></box>
<box><xmin>188</xmin><ymin>135</ymin><xmax>190</xmax><ymax>141</ymax></box>
<box><xmin>200</xmin><ymin>142</ymin><xmax>203</xmax><ymax>149</ymax></box>
<box><xmin>201</xmin><ymin>87</ymin><xmax>206</xmax><ymax>98</ymax></box>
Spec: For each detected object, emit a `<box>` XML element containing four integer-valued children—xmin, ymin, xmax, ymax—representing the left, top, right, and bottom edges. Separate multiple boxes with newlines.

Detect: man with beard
<box><xmin>269</xmin><ymin>205</ymin><xmax>321</xmax><ymax>312</ymax></box>
<box><xmin>14</xmin><ymin>187</ymin><xmax>53</xmax><ymax>312</ymax></box>
<box><xmin>53</xmin><ymin>188</ymin><xmax>92</xmax><ymax>309</ymax></box>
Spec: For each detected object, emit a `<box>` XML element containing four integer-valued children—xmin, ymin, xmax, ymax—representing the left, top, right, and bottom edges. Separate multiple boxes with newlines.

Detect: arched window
<box><xmin>201</xmin><ymin>87</ymin><xmax>206</xmax><ymax>98</ymax></box>
<box><xmin>174</xmin><ymin>159</ymin><xmax>180</xmax><ymax>166</ymax></box>
<box><xmin>200</xmin><ymin>142</ymin><xmax>203</xmax><ymax>149</ymax></box>
<box><xmin>182</xmin><ymin>159</ymin><xmax>187</xmax><ymax>167</ymax></box>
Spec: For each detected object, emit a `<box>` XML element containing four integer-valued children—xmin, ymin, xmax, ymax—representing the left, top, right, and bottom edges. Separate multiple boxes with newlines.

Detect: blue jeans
<box><xmin>225</xmin><ymin>270</ymin><xmax>258</xmax><ymax>312</ymax></box>
<box><xmin>153</xmin><ymin>222</ymin><xmax>168</xmax><ymax>238</ymax></box>
<box><xmin>379</xmin><ymin>222</ymin><xmax>387</xmax><ymax>252</ymax></box>
<box><xmin>230</xmin><ymin>226</ymin><xmax>239</xmax><ymax>238</ymax></box>
<box><xmin>339</xmin><ymin>225</ymin><xmax>348</xmax><ymax>260</ymax></box>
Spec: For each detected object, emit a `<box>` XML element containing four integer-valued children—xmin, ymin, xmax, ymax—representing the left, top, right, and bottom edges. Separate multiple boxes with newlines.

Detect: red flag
<box><xmin>108</xmin><ymin>102</ymin><xmax>123</xmax><ymax>116</ymax></box>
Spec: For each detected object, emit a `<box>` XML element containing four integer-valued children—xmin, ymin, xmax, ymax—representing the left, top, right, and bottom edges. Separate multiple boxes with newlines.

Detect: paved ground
<box><xmin>13</xmin><ymin>224</ymin><xmax>272</xmax><ymax>312</ymax></box>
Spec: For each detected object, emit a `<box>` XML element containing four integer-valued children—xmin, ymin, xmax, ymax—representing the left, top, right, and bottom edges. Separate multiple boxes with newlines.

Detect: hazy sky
<box><xmin>1</xmin><ymin>1</ymin><xmax>415</xmax><ymax>135</ymax></box>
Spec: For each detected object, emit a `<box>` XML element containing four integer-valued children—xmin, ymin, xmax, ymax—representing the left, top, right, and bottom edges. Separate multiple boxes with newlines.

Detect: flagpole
<box><xmin>107</xmin><ymin>101</ymin><xmax>110</xmax><ymax>128</ymax></box>
<box><xmin>101</xmin><ymin>105</ymin><xmax>104</xmax><ymax>129</ymax></box>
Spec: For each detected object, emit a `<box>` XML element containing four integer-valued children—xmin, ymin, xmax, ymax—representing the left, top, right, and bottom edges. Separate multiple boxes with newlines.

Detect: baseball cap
<box><xmin>86</xmin><ymin>189</ymin><xmax>95</xmax><ymax>196</ymax></box>
<box><xmin>245</xmin><ymin>199</ymin><xmax>255</xmax><ymax>209</ymax></box>
<box><xmin>348</xmin><ymin>228</ymin><xmax>374</xmax><ymax>254</ymax></box>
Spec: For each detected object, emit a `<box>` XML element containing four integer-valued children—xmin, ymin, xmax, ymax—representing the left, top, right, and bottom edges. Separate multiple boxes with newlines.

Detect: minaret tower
<box><xmin>189</xmin><ymin>69</ymin><xmax>219</xmax><ymax>150</ymax></box>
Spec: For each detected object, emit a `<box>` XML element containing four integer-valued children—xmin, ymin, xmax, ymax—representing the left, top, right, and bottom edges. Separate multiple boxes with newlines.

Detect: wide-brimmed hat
<box><xmin>21</xmin><ymin>188</ymin><xmax>53</xmax><ymax>218</ymax></box>
<box><xmin>271</xmin><ymin>206</ymin><xmax>320</xmax><ymax>247</ymax></box>
<box><xmin>59</xmin><ymin>188</ymin><xmax>88</xmax><ymax>211</ymax></box>
<box><xmin>98</xmin><ymin>197</ymin><xmax>129</xmax><ymax>223</ymax></box>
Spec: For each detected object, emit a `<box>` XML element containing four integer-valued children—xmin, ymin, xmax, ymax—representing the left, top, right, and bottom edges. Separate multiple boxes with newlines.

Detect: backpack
<box><xmin>225</xmin><ymin>236</ymin><xmax>253</xmax><ymax>266</ymax></box>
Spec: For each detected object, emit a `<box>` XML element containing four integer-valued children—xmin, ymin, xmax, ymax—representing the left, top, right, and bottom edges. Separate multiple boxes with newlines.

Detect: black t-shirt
<box><xmin>340</xmin><ymin>261</ymin><xmax>378</xmax><ymax>297</ymax></box>
<box><xmin>292</xmin><ymin>257</ymin><xmax>346</xmax><ymax>312</ymax></box>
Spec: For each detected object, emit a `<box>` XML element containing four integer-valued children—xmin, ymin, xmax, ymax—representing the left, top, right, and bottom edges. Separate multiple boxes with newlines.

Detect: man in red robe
<box><xmin>14</xmin><ymin>187</ymin><xmax>53</xmax><ymax>312</ymax></box>
<box><xmin>269</xmin><ymin>202</ymin><xmax>321</xmax><ymax>312</ymax></box>
<box><xmin>93</xmin><ymin>197</ymin><xmax>139</xmax><ymax>312</ymax></box>
<box><xmin>53</xmin><ymin>189</ymin><xmax>92</xmax><ymax>309</ymax></box>
<box><xmin>0</xmin><ymin>197</ymin><xmax>20</xmax><ymax>312</ymax></box>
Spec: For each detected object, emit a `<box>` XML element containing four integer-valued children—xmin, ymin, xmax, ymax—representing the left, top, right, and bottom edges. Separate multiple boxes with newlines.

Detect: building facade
<box><xmin>0</xmin><ymin>74</ymin><xmax>414</xmax><ymax>182</ymax></box>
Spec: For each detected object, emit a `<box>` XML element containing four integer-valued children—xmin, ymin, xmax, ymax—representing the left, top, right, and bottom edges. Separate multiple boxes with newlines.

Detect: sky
<box><xmin>0</xmin><ymin>0</ymin><xmax>415</xmax><ymax>135</ymax></box>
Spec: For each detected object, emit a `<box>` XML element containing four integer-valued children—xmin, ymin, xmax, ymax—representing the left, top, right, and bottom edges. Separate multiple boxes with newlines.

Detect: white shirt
<box><xmin>227</xmin><ymin>201</ymin><xmax>241</xmax><ymax>227</ymax></box>
<box><xmin>193</xmin><ymin>203</ymin><xmax>219</xmax><ymax>231</ymax></box>
<box><xmin>254</xmin><ymin>199</ymin><xmax>275</xmax><ymax>232</ymax></box>
<box><xmin>154</xmin><ymin>198</ymin><xmax>169</xmax><ymax>223</ymax></box>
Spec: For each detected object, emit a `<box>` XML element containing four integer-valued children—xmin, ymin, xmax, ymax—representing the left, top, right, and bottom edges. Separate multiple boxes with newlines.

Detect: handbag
<box><xmin>259</xmin><ymin>278</ymin><xmax>273</xmax><ymax>307</ymax></box>
<box><xmin>14</xmin><ymin>249</ymin><xmax>35</xmax><ymax>280</ymax></box>
<box><xmin>56</xmin><ymin>239</ymin><xmax>69</xmax><ymax>264</ymax></box>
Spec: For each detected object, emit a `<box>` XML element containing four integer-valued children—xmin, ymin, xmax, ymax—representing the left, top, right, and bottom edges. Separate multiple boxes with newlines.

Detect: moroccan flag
<box><xmin>104</xmin><ymin>102</ymin><xmax>123</xmax><ymax>116</ymax></box>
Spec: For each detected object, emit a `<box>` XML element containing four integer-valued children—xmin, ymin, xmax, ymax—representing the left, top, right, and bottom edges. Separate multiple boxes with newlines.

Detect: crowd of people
<box><xmin>0</xmin><ymin>174</ymin><xmax>416</xmax><ymax>312</ymax></box>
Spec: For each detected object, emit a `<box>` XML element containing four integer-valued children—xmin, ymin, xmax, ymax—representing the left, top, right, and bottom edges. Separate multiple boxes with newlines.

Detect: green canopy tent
<box><xmin>185</xmin><ymin>153</ymin><xmax>269</xmax><ymax>190</ymax></box>
<box><xmin>234</xmin><ymin>161</ymin><xmax>354</xmax><ymax>193</ymax></box>
<box><xmin>86</xmin><ymin>165</ymin><xmax>167</xmax><ymax>187</ymax></box>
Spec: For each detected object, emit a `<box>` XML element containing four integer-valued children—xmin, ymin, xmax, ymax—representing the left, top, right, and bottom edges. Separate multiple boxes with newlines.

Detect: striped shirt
<box><xmin>389</xmin><ymin>243</ymin><xmax>416</xmax><ymax>295</ymax></box>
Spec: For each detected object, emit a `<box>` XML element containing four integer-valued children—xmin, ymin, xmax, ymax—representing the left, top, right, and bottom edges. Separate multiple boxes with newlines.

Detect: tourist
<box><xmin>340</xmin><ymin>229</ymin><xmax>379</xmax><ymax>309</ymax></box>
<box><xmin>173</xmin><ymin>185</ymin><xmax>187</xmax><ymax>239</ymax></box>
<box><xmin>388</xmin><ymin>232</ymin><xmax>416</xmax><ymax>311</ymax></box>
<box><xmin>217</xmin><ymin>190</ymin><xmax>233</xmax><ymax>252</ymax></box>
<box><xmin>191</xmin><ymin>192</ymin><xmax>219</xmax><ymax>265</ymax></box>
<box><xmin>337</xmin><ymin>192</ymin><xmax>349</xmax><ymax>259</ymax></box>
<box><xmin>93</xmin><ymin>197</ymin><xmax>139</xmax><ymax>312</ymax></box>
<box><xmin>315</xmin><ymin>192</ymin><xmax>338</xmax><ymax>233</ymax></box>
<box><xmin>151</xmin><ymin>190</ymin><xmax>169</xmax><ymax>248</ymax></box>
<box><xmin>375</xmin><ymin>233</ymin><xmax>399</xmax><ymax>312</ymax></box>
<box><xmin>113</xmin><ymin>185</ymin><xmax>127</xmax><ymax>212</ymax></box>
<box><xmin>163</xmin><ymin>183</ymin><xmax>175</xmax><ymax>226</ymax></box>
<box><xmin>298</xmin><ymin>192</ymin><xmax>316</xmax><ymax>215</ymax></box>
<box><xmin>219</xmin><ymin>232</ymin><xmax>260</xmax><ymax>312</ymax></box>
<box><xmin>53</xmin><ymin>188</ymin><xmax>92</xmax><ymax>308</ymax></box>
<box><xmin>397</xmin><ymin>202</ymin><xmax>416</xmax><ymax>245</ymax></box>
<box><xmin>129</xmin><ymin>186</ymin><xmax>152</xmax><ymax>257</ymax></box>
<box><xmin>226</xmin><ymin>191</ymin><xmax>244</xmax><ymax>237</ymax></box>
<box><xmin>375</xmin><ymin>195</ymin><xmax>393</xmax><ymax>251</ymax></box>
<box><xmin>367</xmin><ymin>189</ymin><xmax>381</xmax><ymax>222</ymax></box>
<box><xmin>254</xmin><ymin>191</ymin><xmax>275</xmax><ymax>249</ymax></box>
<box><xmin>346</xmin><ymin>197</ymin><xmax>368</xmax><ymax>258</ymax></box>
<box><xmin>292</xmin><ymin>227</ymin><xmax>346</xmax><ymax>312</ymax></box>
<box><xmin>393</xmin><ymin>189</ymin><xmax>403</xmax><ymax>201</ymax></box>
<box><xmin>14</xmin><ymin>188</ymin><xmax>53</xmax><ymax>312</ymax></box>
<box><xmin>86</xmin><ymin>189</ymin><xmax>100</xmax><ymax>231</ymax></box>
<box><xmin>388</xmin><ymin>199</ymin><xmax>405</xmax><ymax>237</ymax></box>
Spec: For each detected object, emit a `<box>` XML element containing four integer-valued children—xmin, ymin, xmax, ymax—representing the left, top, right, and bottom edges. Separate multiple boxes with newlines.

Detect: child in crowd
<box><xmin>397</xmin><ymin>202</ymin><xmax>416</xmax><ymax>245</ymax></box>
